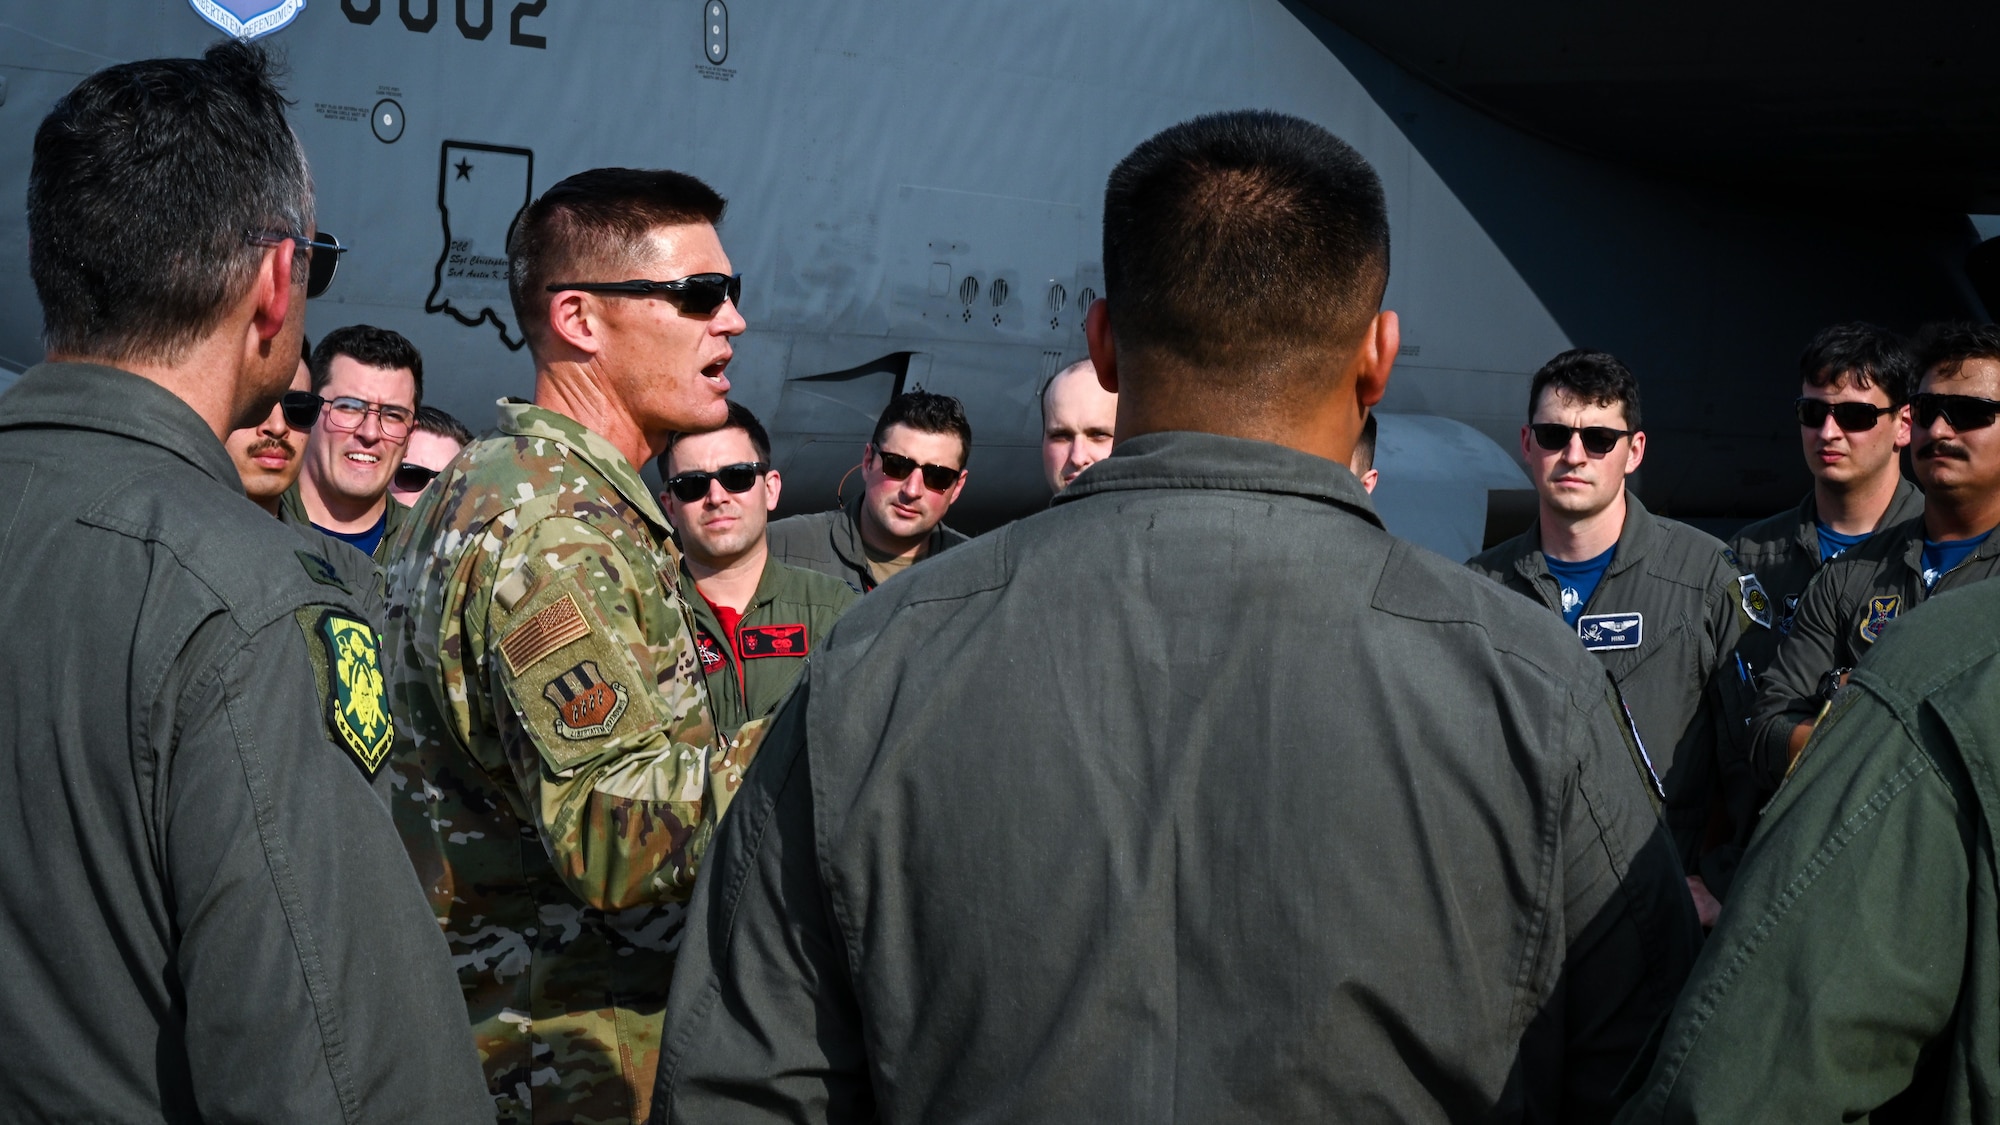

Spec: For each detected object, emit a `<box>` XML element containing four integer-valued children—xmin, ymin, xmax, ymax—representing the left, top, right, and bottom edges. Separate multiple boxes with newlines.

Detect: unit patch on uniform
<box><xmin>542</xmin><ymin>660</ymin><xmax>630</xmax><ymax>741</ymax></box>
<box><xmin>500</xmin><ymin>592</ymin><xmax>591</xmax><ymax>674</ymax></box>
<box><xmin>1578</xmin><ymin>612</ymin><xmax>1643</xmax><ymax>651</ymax></box>
<box><xmin>295</xmin><ymin>550</ymin><xmax>350</xmax><ymax>591</ymax></box>
<box><xmin>739</xmin><ymin>623</ymin><xmax>808</xmax><ymax>659</ymax></box>
<box><xmin>316</xmin><ymin>611</ymin><xmax>394</xmax><ymax>778</ymax></box>
<box><xmin>1859</xmin><ymin>595</ymin><xmax>1900</xmax><ymax>644</ymax></box>
<box><xmin>695</xmin><ymin>629</ymin><xmax>727</xmax><ymax>676</ymax></box>
<box><xmin>1737</xmin><ymin>574</ymin><xmax>1773</xmax><ymax>629</ymax></box>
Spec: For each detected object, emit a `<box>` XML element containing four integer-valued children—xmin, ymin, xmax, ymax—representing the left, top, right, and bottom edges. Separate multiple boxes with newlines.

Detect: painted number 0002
<box><xmin>341</xmin><ymin>0</ymin><xmax>548</xmax><ymax>49</ymax></box>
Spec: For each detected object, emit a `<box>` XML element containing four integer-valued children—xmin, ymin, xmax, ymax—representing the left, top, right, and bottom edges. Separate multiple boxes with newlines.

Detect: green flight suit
<box><xmin>1727</xmin><ymin>477</ymin><xmax>1923</xmax><ymax>676</ymax></box>
<box><xmin>1615</xmin><ymin>576</ymin><xmax>2000</xmax><ymax>1123</ymax></box>
<box><xmin>280</xmin><ymin>475</ymin><xmax>409</xmax><ymax>561</ymax></box>
<box><xmin>678</xmin><ymin>554</ymin><xmax>858</xmax><ymax>738</ymax></box>
<box><xmin>766</xmin><ymin>491</ymin><xmax>969</xmax><ymax>592</ymax></box>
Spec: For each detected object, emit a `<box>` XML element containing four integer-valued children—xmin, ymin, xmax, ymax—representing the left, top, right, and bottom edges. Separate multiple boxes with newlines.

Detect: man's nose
<box><xmin>897</xmin><ymin>472</ymin><xmax>926</xmax><ymax>499</ymax></box>
<box><xmin>1817</xmin><ymin>414</ymin><xmax>1845</xmax><ymax>441</ymax></box>
<box><xmin>259</xmin><ymin>403</ymin><xmax>290</xmax><ymax>437</ymax></box>
<box><xmin>714</xmin><ymin>297</ymin><xmax>747</xmax><ymax>337</ymax></box>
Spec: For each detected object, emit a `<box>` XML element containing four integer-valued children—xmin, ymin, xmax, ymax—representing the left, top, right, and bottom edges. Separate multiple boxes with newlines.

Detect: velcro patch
<box><xmin>541</xmin><ymin>660</ymin><xmax>630</xmax><ymax>740</ymax></box>
<box><xmin>695</xmin><ymin>629</ymin><xmax>727</xmax><ymax>675</ymax></box>
<box><xmin>739</xmin><ymin>623</ymin><xmax>809</xmax><ymax>659</ymax></box>
<box><xmin>1737</xmin><ymin>574</ymin><xmax>1773</xmax><ymax>629</ymax></box>
<box><xmin>296</xmin><ymin>550</ymin><xmax>350</xmax><ymax>592</ymax></box>
<box><xmin>315</xmin><ymin>610</ymin><xmax>394</xmax><ymax>778</ymax></box>
<box><xmin>1859</xmin><ymin>594</ymin><xmax>1899</xmax><ymax>644</ymax></box>
<box><xmin>500</xmin><ymin>593</ymin><xmax>590</xmax><ymax>674</ymax></box>
<box><xmin>1578</xmin><ymin>612</ymin><xmax>1643</xmax><ymax>651</ymax></box>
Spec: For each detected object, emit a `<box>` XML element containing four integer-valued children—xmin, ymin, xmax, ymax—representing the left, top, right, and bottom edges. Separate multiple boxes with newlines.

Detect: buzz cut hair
<box><xmin>507</xmin><ymin>167</ymin><xmax>727</xmax><ymax>354</ymax></box>
<box><xmin>1039</xmin><ymin>358</ymin><xmax>1095</xmax><ymax>428</ymax></box>
<box><xmin>1528</xmin><ymin>349</ymin><xmax>1643</xmax><ymax>432</ymax></box>
<box><xmin>1799</xmin><ymin>323</ymin><xmax>1915</xmax><ymax>407</ymax></box>
<box><xmin>1102</xmin><ymin>110</ymin><xmax>1390</xmax><ymax>379</ymax></box>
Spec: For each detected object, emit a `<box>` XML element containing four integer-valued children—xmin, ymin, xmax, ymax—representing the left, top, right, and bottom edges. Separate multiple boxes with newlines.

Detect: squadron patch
<box><xmin>542</xmin><ymin>660</ymin><xmax>630</xmax><ymax>741</ymax></box>
<box><xmin>1737</xmin><ymin>574</ymin><xmax>1773</xmax><ymax>629</ymax></box>
<box><xmin>695</xmin><ymin>629</ymin><xmax>727</xmax><ymax>676</ymax></box>
<box><xmin>1859</xmin><ymin>595</ymin><xmax>1900</xmax><ymax>644</ymax></box>
<box><xmin>1578</xmin><ymin>612</ymin><xmax>1643</xmax><ymax>651</ymax></box>
<box><xmin>738</xmin><ymin>623</ymin><xmax>808</xmax><ymax>659</ymax></box>
<box><xmin>500</xmin><ymin>593</ymin><xmax>591</xmax><ymax>674</ymax></box>
<box><xmin>316</xmin><ymin>611</ymin><xmax>394</xmax><ymax>778</ymax></box>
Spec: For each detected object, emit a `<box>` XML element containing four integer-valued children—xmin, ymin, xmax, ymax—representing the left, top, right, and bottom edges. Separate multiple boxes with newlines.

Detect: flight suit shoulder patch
<box><xmin>739</xmin><ymin>623</ymin><xmax>809</xmax><ymax>659</ymax></box>
<box><xmin>1859</xmin><ymin>594</ymin><xmax>1900</xmax><ymax>644</ymax></box>
<box><xmin>295</xmin><ymin>607</ymin><xmax>394</xmax><ymax>779</ymax></box>
<box><xmin>1737</xmin><ymin>573</ymin><xmax>1773</xmax><ymax>629</ymax></box>
<box><xmin>492</xmin><ymin>566</ymin><xmax>661</xmax><ymax>772</ymax></box>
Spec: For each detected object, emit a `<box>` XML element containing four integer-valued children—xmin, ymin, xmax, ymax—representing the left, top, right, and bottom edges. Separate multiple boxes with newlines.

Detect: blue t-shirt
<box><xmin>1545</xmin><ymin>545</ymin><xmax>1616</xmax><ymax>628</ymax></box>
<box><xmin>317</xmin><ymin>509</ymin><xmax>388</xmax><ymax>559</ymax></box>
<box><xmin>1816</xmin><ymin>523</ymin><xmax>1871</xmax><ymax>562</ymax></box>
<box><xmin>1921</xmin><ymin>529</ymin><xmax>1994</xmax><ymax>591</ymax></box>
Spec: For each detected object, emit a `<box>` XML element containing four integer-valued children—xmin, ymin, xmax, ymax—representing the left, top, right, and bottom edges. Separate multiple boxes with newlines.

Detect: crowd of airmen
<box><xmin>5</xmin><ymin>38</ymin><xmax>2000</xmax><ymax>1125</ymax></box>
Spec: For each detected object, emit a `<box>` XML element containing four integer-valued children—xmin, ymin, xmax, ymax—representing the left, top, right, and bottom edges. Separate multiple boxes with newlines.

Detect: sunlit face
<box><xmin>1911</xmin><ymin>358</ymin><xmax>2000</xmax><ymax>502</ymax></box>
<box><xmin>1799</xmin><ymin>373</ymin><xmax>1908</xmax><ymax>488</ymax></box>
<box><xmin>226</xmin><ymin>361</ymin><xmax>311</xmax><ymax>509</ymax></box>
<box><xmin>860</xmin><ymin>423</ymin><xmax>966</xmax><ymax>544</ymax></box>
<box><xmin>586</xmin><ymin>222</ymin><xmax>744</xmax><ymax>440</ymax></box>
<box><xmin>1041</xmin><ymin>361</ymin><xmax>1117</xmax><ymax>492</ymax></box>
<box><xmin>662</xmin><ymin>425</ymin><xmax>778</xmax><ymax>568</ymax></box>
<box><xmin>301</xmin><ymin>354</ymin><xmax>417</xmax><ymax>508</ymax></box>
<box><xmin>389</xmin><ymin>429</ymin><xmax>466</xmax><ymax>506</ymax></box>
<box><xmin>1520</xmin><ymin>388</ymin><xmax>1644</xmax><ymax>520</ymax></box>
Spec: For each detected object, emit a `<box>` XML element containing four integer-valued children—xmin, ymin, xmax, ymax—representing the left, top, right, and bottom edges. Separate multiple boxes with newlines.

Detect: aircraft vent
<box><xmin>989</xmin><ymin>278</ymin><xmax>1010</xmax><ymax>308</ymax></box>
<box><xmin>1046</xmin><ymin>283</ymin><xmax>1066</xmax><ymax>313</ymax></box>
<box><xmin>1077</xmin><ymin>286</ymin><xmax>1098</xmax><ymax>312</ymax></box>
<box><xmin>959</xmin><ymin>276</ymin><xmax>980</xmax><ymax>306</ymax></box>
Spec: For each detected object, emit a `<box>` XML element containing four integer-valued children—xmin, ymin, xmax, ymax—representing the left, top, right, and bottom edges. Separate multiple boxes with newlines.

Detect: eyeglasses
<box><xmin>279</xmin><ymin>390</ymin><xmax>324</xmax><ymax>431</ymax></box>
<box><xmin>295</xmin><ymin>393</ymin><xmax>416</xmax><ymax>439</ymax></box>
<box><xmin>1795</xmin><ymin>398</ymin><xmax>1895</xmax><ymax>431</ymax></box>
<box><xmin>874</xmin><ymin>448</ymin><xmax>963</xmax><ymax>491</ymax></box>
<box><xmin>248</xmin><ymin>229</ymin><xmax>345</xmax><ymax>298</ymax></box>
<box><xmin>545</xmin><ymin>273</ymin><xmax>742</xmax><ymax>316</ymax></box>
<box><xmin>665</xmin><ymin>461</ymin><xmax>770</xmax><ymax>502</ymax></box>
<box><xmin>1909</xmin><ymin>392</ymin><xmax>2000</xmax><ymax>432</ymax></box>
<box><xmin>392</xmin><ymin>463</ymin><xmax>442</xmax><ymax>493</ymax></box>
<box><xmin>1529</xmin><ymin>423</ymin><xmax>1634</xmax><ymax>456</ymax></box>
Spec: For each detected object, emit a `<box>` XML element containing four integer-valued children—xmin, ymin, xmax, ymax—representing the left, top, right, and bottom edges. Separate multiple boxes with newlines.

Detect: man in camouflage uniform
<box><xmin>384</xmin><ymin>167</ymin><xmax>750</xmax><ymax>1124</ymax></box>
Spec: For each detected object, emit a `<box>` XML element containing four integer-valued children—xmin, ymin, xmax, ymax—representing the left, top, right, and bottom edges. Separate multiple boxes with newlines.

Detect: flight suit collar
<box><xmin>494</xmin><ymin>398</ymin><xmax>671</xmax><ymax>536</ymax></box>
<box><xmin>1055</xmin><ymin>430</ymin><xmax>1384</xmax><ymax>526</ymax></box>
<box><xmin>0</xmin><ymin>362</ymin><xmax>240</xmax><ymax>489</ymax></box>
<box><xmin>1792</xmin><ymin>477</ymin><xmax>1924</xmax><ymax>563</ymax></box>
<box><xmin>1899</xmin><ymin>513</ymin><xmax>2000</xmax><ymax>578</ymax></box>
<box><xmin>1508</xmin><ymin>489</ymin><xmax>1651</xmax><ymax>587</ymax></box>
<box><xmin>828</xmin><ymin>490</ymin><xmax>960</xmax><ymax>578</ymax></box>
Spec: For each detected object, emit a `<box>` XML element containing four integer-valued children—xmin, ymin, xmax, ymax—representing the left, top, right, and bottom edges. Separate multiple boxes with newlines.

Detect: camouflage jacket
<box><xmin>382</xmin><ymin>400</ymin><xmax>749</xmax><ymax>1125</ymax></box>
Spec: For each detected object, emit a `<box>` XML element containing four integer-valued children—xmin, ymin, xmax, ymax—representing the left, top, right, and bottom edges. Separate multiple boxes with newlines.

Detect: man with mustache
<box><xmin>1750</xmin><ymin>322</ymin><xmax>2000</xmax><ymax>787</ymax></box>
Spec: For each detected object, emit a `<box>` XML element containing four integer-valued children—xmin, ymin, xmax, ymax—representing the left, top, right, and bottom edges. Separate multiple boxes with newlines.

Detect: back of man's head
<box><xmin>507</xmin><ymin>167</ymin><xmax>727</xmax><ymax>355</ymax></box>
<box><xmin>872</xmin><ymin>391</ymin><xmax>972</xmax><ymax>467</ymax></box>
<box><xmin>1912</xmin><ymin>322</ymin><xmax>2000</xmax><ymax>382</ymax></box>
<box><xmin>29</xmin><ymin>40</ymin><xmax>309</xmax><ymax>366</ymax></box>
<box><xmin>1528</xmin><ymin>349</ymin><xmax>1643</xmax><ymax>430</ymax></box>
<box><xmin>310</xmin><ymin>324</ymin><xmax>426</xmax><ymax>405</ymax></box>
<box><xmin>1800</xmin><ymin>323</ymin><xmax>1915</xmax><ymax>405</ymax></box>
<box><xmin>1102</xmin><ymin>110</ymin><xmax>1389</xmax><ymax>400</ymax></box>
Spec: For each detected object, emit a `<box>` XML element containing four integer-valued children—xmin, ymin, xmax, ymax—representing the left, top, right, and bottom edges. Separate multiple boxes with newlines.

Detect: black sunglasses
<box><xmin>875</xmin><ymin>448</ymin><xmax>963</xmax><ymax>491</ymax></box>
<box><xmin>392</xmin><ymin>463</ymin><xmax>442</xmax><ymax>493</ymax></box>
<box><xmin>279</xmin><ymin>390</ymin><xmax>323</xmax><ymax>431</ymax></box>
<box><xmin>1795</xmin><ymin>398</ymin><xmax>1895</xmax><ymax>431</ymax></box>
<box><xmin>545</xmin><ymin>273</ymin><xmax>742</xmax><ymax>315</ymax></box>
<box><xmin>665</xmin><ymin>461</ymin><xmax>770</xmax><ymax>502</ymax></box>
<box><xmin>250</xmin><ymin>229</ymin><xmax>345</xmax><ymax>298</ymax></box>
<box><xmin>1529</xmin><ymin>423</ymin><xmax>1634</xmax><ymax>456</ymax></box>
<box><xmin>1910</xmin><ymin>392</ymin><xmax>2000</xmax><ymax>432</ymax></box>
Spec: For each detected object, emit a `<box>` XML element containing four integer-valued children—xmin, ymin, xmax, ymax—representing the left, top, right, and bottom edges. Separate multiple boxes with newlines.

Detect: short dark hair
<box><xmin>661</xmin><ymin>400</ymin><xmax>772</xmax><ymax>472</ymax></box>
<box><xmin>1528</xmin><ymin>349</ymin><xmax>1642</xmax><ymax>431</ymax></box>
<box><xmin>1911</xmin><ymin>322</ymin><xmax>2000</xmax><ymax>384</ymax></box>
<box><xmin>872</xmin><ymin>390</ymin><xmax>971</xmax><ymax>467</ymax></box>
<box><xmin>508</xmin><ymin>167</ymin><xmax>727</xmax><ymax>353</ymax></box>
<box><xmin>1353</xmin><ymin>411</ymin><xmax>1378</xmax><ymax>473</ymax></box>
<box><xmin>309</xmin><ymin>324</ymin><xmax>424</xmax><ymax>406</ymax></box>
<box><xmin>28</xmin><ymin>40</ymin><xmax>311</xmax><ymax>364</ymax></box>
<box><xmin>1798</xmin><ymin>323</ymin><xmax>1915</xmax><ymax>406</ymax></box>
<box><xmin>1102</xmin><ymin>110</ymin><xmax>1389</xmax><ymax>376</ymax></box>
<box><xmin>414</xmin><ymin>405</ymin><xmax>473</xmax><ymax>446</ymax></box>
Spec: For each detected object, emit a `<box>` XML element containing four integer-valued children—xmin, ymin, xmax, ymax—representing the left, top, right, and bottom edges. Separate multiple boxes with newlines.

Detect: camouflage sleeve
<box><xmin>475</xmin><ymin>515</ymin><xmax>721</xmax><ymax>912</ymax></box>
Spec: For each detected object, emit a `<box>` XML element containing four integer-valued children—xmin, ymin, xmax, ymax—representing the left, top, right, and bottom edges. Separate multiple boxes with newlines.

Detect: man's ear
<box><xmin>1354</xmin><ymin>309</ymin><xmax>1398</xmax><ymax>408</ymax></box>
<box><xmin>1625</xmin><ymin>430</ymin><xmax>1647</xmax><ymax>475</ymax></box>
<box><xmin>249</xmin><ymin>243</ymin><xmax>294</xmax><ymax>349</ymax></box>
<box><xmin>1085</xmin><ymin>298</ymin><xmax>1118</xmax><ymax>394</ymax></box>
<box><xmin>546</xmin><ymin>291</ymin><xmax>604</xmax><ymax>357</ymax></box>
<box><xmin>763</xmin><ymin>468</ymin><xmax>783</xmax><ymax>511</ymax></box>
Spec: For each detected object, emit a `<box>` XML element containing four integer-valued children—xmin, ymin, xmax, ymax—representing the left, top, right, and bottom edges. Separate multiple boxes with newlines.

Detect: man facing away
<box><xmin>1729</xmin><ymin>323</ymin><xmax>1921</xmax><ymax>676</ymax></box>
<box><xmin>1468</xmin><ymin>350</ymin><xmax>1766</xmax><ymax>916</ymax></box>
<box><xmin>1749</xmin><ymin>322</ymin><xmax>2000</xmax><ymax>788</ymax></box>
<box><xmin>1040</xmin><ymin>356</ymin><xmax>1117</xmax><ymax>492</ymax></box>
<box><xmin>659</xmin><ymin>401</ymin><xmax>857</xmax><ymax>740</ymax></box>
<box><xmin>382</xmin><ymin>166</ymin><xmax>752</xmax><ymax>1125</ymax></box>
<box><xmin>654</xmin><ymin>109</ymin><xmax>1697</xmax><ymax>1125</ymax></box>
<box><xmin>766</xmin><ymin>389</ymin><xmax>971</xmax><ymax>591</ymax></box>
<box><xmin>0</xmin><ymin>40</ymin><xmax>486</xmax><ymax>1122</ymax></box>
<box><xmin>1349</xmin><ymin>409</ymin><xmax>1380</xmax><ymax>492</ymax></box>
<box><xmin>283</xmin><ymin>323</ymin><xmax>422</xmax><ymax>558</ymax></box>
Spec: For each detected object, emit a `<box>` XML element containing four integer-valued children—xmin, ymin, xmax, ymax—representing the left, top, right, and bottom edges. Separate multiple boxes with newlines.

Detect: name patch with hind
<box><xmin>1578</xmin><ymin>612</ymin><xmax>1644</xmax><ymax>651</ymax></box>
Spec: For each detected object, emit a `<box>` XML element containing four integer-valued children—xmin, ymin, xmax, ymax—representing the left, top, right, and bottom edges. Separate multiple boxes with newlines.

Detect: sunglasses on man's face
<box><xmin>249</xmin><ymin>229</ymin><xmax>345</xmax><ymax>299</ymax></box>
<box><xmin>665</xmin><ymin>461</ymin><xmax>770</xmax><ymax>503</ymax></box>
<box><xmin>1795</xmin><ymin>398</ymin><xmax>1895</xmax><ymax>431</ymax></box>
<box><xmin>1529</xmin><ymin>423</ymin><xmax>1634</xmax><ymax>456</ymax></box>
<box><xmin>392</xmin><ymin>463</ymin><xmax>442</xmax><ymax>493</ymax></box>
<box><xmin>874</xmin><ymin>448</ymin><xmax>963</xmax><ymax>492</ymax></box>
<box><xmin>1910</xmin><ymin>392</ymin><xmax>2000</xmax><ymax>432</ymax></box>
<box><xmin>545</xmin><ymin>273</ymin><xmax>742</xmax><ymax>316</ymax></box>
<box><xmin>279</xmin><ymin>390</ymin><xmax>323</xmax><ymax>431</ymax></box>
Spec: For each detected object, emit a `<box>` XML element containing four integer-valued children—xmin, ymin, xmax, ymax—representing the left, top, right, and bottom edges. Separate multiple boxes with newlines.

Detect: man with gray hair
<box><xmin>0</xmin><ymin>41</ymin><xmax>487</xmax><ymax>1122</ymax></box>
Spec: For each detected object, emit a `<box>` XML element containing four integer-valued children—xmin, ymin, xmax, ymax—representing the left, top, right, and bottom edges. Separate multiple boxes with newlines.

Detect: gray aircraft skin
<box><xmin>0</xmin><ymin>1</ymin><xmax>1984</xmax><ymax>559</ymax></box>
